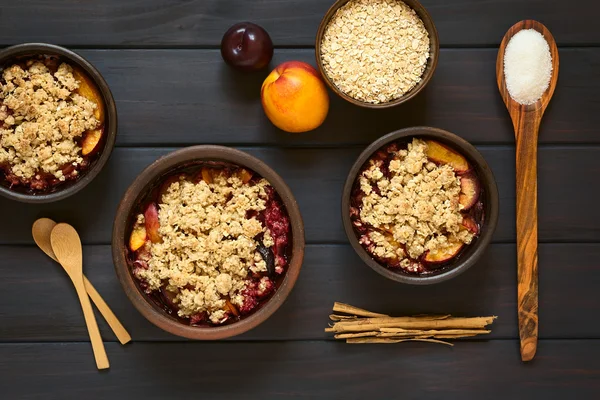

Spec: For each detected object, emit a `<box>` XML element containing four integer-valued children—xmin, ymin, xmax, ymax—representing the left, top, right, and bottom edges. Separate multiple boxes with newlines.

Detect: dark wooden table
<box><xmin>1</xmin><ymin>1</ymin><xmax>599</xmax><ymax>398</ymax></box>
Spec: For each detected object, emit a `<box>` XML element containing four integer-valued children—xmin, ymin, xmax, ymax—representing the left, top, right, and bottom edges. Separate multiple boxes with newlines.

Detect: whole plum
<box><xmin>221</xmin><ymin>22</ymin><xmax>274</xmax><ymax>71</ymax></box>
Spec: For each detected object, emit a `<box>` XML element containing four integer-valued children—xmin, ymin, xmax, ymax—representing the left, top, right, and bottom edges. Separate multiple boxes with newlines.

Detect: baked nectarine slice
<box><xmin>144</xmin><ymin>203</ymin><xmax>162</xmax><ymax>243</ymax></box>
<box><xmin>81</xmin><ymin>129</ymin><xmax>103</xmax><ymax>156</ymax></box>
<box><xmin>225</xmin><ymin>299</ymin><xmax>240</xmax><ymax>317</ymax></box>
<box><xmin>459</xmin><ymin>172</ymin><xmax>480</xmax><ymax>211</ymax></box>
<box><xmin>201</xmin><ymin>168</ymin><xmax>213</xmax><ymax>184</ymax></box>
<box><xmin>461</xmin><ymin>215</ymin><xmax>479</xmax><ymax>234</ymax></box>
<box><xmin>72</xmin><ymin>66</ymin><xmax>105</xmax><ymax>122</ymax></box>
<box><xmin>425</xmin><ymin>140</ymin><xmax>470</xmax><ymax>174</ymax></box>
<box><xmin>129</xmin><ymin>226</ymin><xmax>147</xmax><ymax>252</ymax></box>
<box><xmin>238</xmin><ymin>168</ymin><xmax>253</xmax><ymax>183</ymax></box>
<box><xmin>422</xmin><ymin>241</ymin><xmax>464</xmax><ymax>264</ymax></box>
<box><xmin>72</xmin><ymin>66</ymin><xmax>106</xmax><ymax>156</ymax></box>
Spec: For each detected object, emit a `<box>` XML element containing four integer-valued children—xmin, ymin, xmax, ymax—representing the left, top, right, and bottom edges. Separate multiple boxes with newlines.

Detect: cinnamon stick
<box><xmin>336</xmin><ymin>329</ymin><xmax>490</xmax><ymax>340</ymax></box>
<box><xmin>379</xmin><ymin>328</ymin><xmax>490</xmax><ymax>336</ymax></box>
<box><xmin>325</xmin><ymin>303</ymin><xmax>496</xmax><ymax>346</ymax></box>
<box><xmin>347</xmin><ymin>338</ymin><xmax>453</xmax><ymax>346</ymax></box>
<box><xmin>330</xmin><ymin>317</ymin><xmax>496</xmax><ymax>333</ymax></box>
<box><xmin>329</xmin><ymin>314</ymin><xmax>358</xmax><ymax>321</ymax></box>
<box><xmin>334</xmin><ymin>331</ymin><xmax>381</xmax><ymax>339</ymax></box>
<box><xmin>332</xmin><ymin>302</ymin><xmax>389</xmax><ymax>318</ymax></box>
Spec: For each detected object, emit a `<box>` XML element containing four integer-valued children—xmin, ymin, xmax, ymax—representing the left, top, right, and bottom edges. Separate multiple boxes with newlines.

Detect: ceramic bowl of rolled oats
<box><xmin>342</xmin><ymin>127</ymin><xmax>499</xmax><ymax>284</ymax></box>
<box><xmin>113</xmin><ymin>145</ymin><xmax>305</xmax><ymax>340</ymax></box>
<box><xmin>0</xmin><ymin>43</ymin><xmax>117</xmax><ymax>203</ymax></box>
<box><xmin>316</xmin><ymin>0</ymin><xmax>439</xmax><ymax>108</ymax></box>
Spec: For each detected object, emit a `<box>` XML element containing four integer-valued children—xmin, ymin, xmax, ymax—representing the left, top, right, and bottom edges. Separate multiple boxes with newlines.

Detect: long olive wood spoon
<box><xmin>32</xmin><ymin>218</ymin><xmax>131</xmax><ymax>345</ymax></box>
<box><xmin>50</xmin><ymin>223</ymin><xmax>110</xmax><ymax>370</ymax></box>
<box><xmin>496</xmin><ymin>20</ymin><xmax>559</xmax><ymax>362</ymax></box>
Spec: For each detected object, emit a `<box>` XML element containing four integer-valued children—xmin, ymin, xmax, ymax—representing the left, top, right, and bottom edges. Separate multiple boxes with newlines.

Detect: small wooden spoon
<box><xmin>50</xmin><ymin>223</ymin><xmax>110</xmax><ymax>370</ymax></box>
<box><xmin>496</xmin><ymin>20</ymin><xmax>559</xmax><ymax>362</ymax></box>
<box><xmin>32</xmin><ymin>218</ymin><xmax>131</xmax><ymax>345</ymax></box>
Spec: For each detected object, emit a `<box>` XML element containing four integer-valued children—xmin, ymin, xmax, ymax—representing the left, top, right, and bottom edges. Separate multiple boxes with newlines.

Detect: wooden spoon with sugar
<box><xmin>496</xmin><ymin>20</ymin><xmax>559</xmax><ymax>362</ymax></box>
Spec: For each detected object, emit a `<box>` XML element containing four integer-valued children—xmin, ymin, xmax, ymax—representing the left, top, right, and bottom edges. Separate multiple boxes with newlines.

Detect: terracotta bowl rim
<box><xmin>314</xmin><ymin>0</ymin><xmax>440</xmax><ymax>109</ymax></box>
<box><xmin>0</xmin><ymin>43</ymin><xmax>118</xmax><ymax>203</ymax></box>
<box><xmin>112</xmin><ymin>145</ymin><xmax>305</xmax><ymax>340</ymax></box>
<box><xmin>341</xmin><ymin>126</ymin><xmax>499</xmax><ymax>284</ymax></box>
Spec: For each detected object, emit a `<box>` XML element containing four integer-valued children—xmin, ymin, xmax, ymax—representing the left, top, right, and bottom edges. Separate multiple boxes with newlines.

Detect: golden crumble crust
<box><xmin>358</xmin><ymin>139</ymin><xmax>474</xmax><ymax>262</ymax></box>
<box><xmin>0</xmin><ymin>61</ymin><xmax>99</xmax><ymax>181</ymax></box>
<box><xmin>134</xmin><ymin>173</ymin><xmax>275</xmax><ymax>324</ymax></box>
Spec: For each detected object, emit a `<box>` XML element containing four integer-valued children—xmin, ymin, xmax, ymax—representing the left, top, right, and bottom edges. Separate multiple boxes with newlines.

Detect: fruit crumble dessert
<box><xmin>128</xmin><ymin>163</ymin><xmax>292</xmax><ymax>326</ymax></box>
<box><xmin>0</xmin><ymin>55</ymin><xmax>105</xmax><ymax>192</ymax></box>
<box><xmin>350</xmin><ymin>138</ymin><xmax>484</xmax><ymax>274</ymax></box>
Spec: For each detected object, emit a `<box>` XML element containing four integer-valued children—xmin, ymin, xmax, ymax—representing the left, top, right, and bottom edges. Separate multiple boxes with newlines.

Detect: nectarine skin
<box><xmin>261</xmin><ymin>61</ymin><xmax>329</xmax><ymax>133</ymax></box>
<box><xmin>144</xmin><ymin>203</ymin><xmax>162</xmax><ymax>243</ymax></box>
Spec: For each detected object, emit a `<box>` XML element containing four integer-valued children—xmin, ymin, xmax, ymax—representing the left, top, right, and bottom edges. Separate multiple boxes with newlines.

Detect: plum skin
<box><xmin>221</xmin><ymin>22</ymin><xmax>274</xmax><ymax>71</ymax></box>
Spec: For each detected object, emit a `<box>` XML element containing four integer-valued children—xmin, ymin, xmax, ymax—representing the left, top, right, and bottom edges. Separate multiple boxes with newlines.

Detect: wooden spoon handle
<box><xmin>515</xmin><ymin>117</ymin><xmax>540</xmax><ymax>362</ymax></box>
<box><xmin>74</xmin><ymin>281</ymin><xmax>110</xmax><ymax>369</ymax></box>
<box><xmin>83</xmin><ymin>276</ymin><xmax>131</xmax><ymax>345</ymax></box>
<box><xmin>39</xmin><ymin>246</ymin><xmax>131</xmax><ymax>345</ymax></box>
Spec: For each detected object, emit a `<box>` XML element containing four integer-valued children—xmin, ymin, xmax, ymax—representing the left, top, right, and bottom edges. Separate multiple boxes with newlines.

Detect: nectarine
<box><xmin>425</xmin><ymin>140</ymin><xmax>470</xmax><ymax>174</ymax></box>
<box><xmin>144</xmin><ymin>203</ymin><xmax>162</xmax><ymax>243</ymax></box>
<box><xmin>459</xmin><ymin>172</ymin><xmax>481</xmax><ymax>211</ymax></box>
<box><xmin>238</xmin><ymin>168</ymin><xmax>253</xmax><ymax>183</ymax></box>
<box><xmin>261</xmin><ymin>61</ymin><xmax>329</xmax><ymax>133</ymax></box>
<box><xmin>129</xmin><ymin>226</ymin><xmax>147</xmax><ymax>252</ymax></box>
<box><xmin>461</xmin><ymin>215</ymin><xmax>479</xmax><ymax>234</ymax></box>
<box><xmin>81</xmin><ymin>129</ymin><xmax>103</xmax><ymax>156</ymax></box>
<box><xmin>72</xmin><ymin>66</ymin><xmax>105</xmax><ymax>123</ymax></box>
<box><xmin>72</xmin><ymin>66</ymin><xmax>106</xmax><ymax>156</ymax></box>
<box><xmin>423</xmin><ymin>241</ymin><xmax>464</xmax><ymax>264</ymax></box>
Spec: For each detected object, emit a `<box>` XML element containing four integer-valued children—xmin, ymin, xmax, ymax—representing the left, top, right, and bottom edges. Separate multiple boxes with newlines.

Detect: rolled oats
<box><xmin>320</xmin><ymin>0</ymin><xmax>430</xmax><ymax>104</ymax></box>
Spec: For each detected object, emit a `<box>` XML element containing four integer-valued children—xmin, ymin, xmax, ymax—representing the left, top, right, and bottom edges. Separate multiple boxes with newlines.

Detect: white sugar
<box><xmin>503</xmin><ymin>29</ymin><xmax>552</xmax><ymax>105</ymax></box>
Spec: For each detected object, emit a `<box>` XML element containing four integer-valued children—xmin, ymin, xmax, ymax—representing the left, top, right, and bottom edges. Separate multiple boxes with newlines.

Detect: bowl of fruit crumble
<box><xmin>0</xmin><ymin>43</ymin><xmax>117</xmax><ymax>203</ymax></box>
<box><xmin>342</xmin><ymin>127</ymin><xmax>498</xmax><ymax>284</ymax></box>
<box><xmin>113</xmin><ymin>146</ymin><xmax>305</xmax><ymax>339</ymax></box>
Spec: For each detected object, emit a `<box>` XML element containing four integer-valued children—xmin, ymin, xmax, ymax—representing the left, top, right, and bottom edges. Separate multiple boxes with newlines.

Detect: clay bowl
<box><xmin>113</xmin><ymin>146</ymin><xmax>305</xmax><ymax>340</ymax></box>
<box><xmin>342</xmin><ymin>127</ymin><xmax>499</xmax><ymax>284</ymax></box>
<box><xmin>0</xmin><ymin>43</ymin><xmax>117</xmax><ymax>203</ymax></box>
<box><xmin>315</xmin><ymin>0</ymin><xmax>439</xmax><ymax>109</ymax></box>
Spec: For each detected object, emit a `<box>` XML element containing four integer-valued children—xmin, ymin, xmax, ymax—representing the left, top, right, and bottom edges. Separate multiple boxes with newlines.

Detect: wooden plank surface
<box><xmin>1</xmin><ymin>341</ymin><xmax>598</xmax><ymax>399</ymax></box>
<box><xmin>0</xmin><ymin>0</ymin><xmax>598</xmax><ymax>47</ymax></box>
<box><xmin>59</xmin><ymin>48</ymin><xmax>600</xmax><ymax>146</ymax></box>
<box><xmin>1</xmin><ymin>243</ymin><xmax>598</xmax><ymax>341</ymax></box>
<box><xmin>0</xmin><ymin>146</ymin><xmax>598</xmax><ymax>245</ymax></box>
<box><xmin>2</xmin><ymin>0</ymin><xmax>599</xmax><ymax>395</ymax></box>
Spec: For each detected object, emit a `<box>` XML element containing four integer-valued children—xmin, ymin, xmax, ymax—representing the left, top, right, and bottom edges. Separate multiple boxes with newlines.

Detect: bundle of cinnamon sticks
<box><xmin>326</xmin><ymin>302</ymin><xmax>496</xmax><ymax>346</ymax></box>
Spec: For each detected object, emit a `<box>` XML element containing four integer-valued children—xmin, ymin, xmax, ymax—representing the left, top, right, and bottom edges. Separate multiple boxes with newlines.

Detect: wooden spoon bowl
<box><xmin>496</xmin><ymin>20</ymin><xmax>560</xmax><ymax>362</ymax></box>
<box><xmin>497</xmin><ymin>21</ymin><xmax>559</xmax><ymax>120</ymax></box>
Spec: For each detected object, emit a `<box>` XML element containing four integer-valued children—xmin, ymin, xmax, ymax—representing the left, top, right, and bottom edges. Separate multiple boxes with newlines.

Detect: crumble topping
<box><xmin>358</xmin><ymin>138</ymin><xmax>474</xmax><ymax>262</ymax></box>
<box><xmin>134</xmin><ymin>172</ymin><xmax>275</xmax><ymax>324</ymax></box>
<box><xmin>0</xmin><ymin>61</ymin><xmax>99</xmax><ymax>181</ymax></box>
